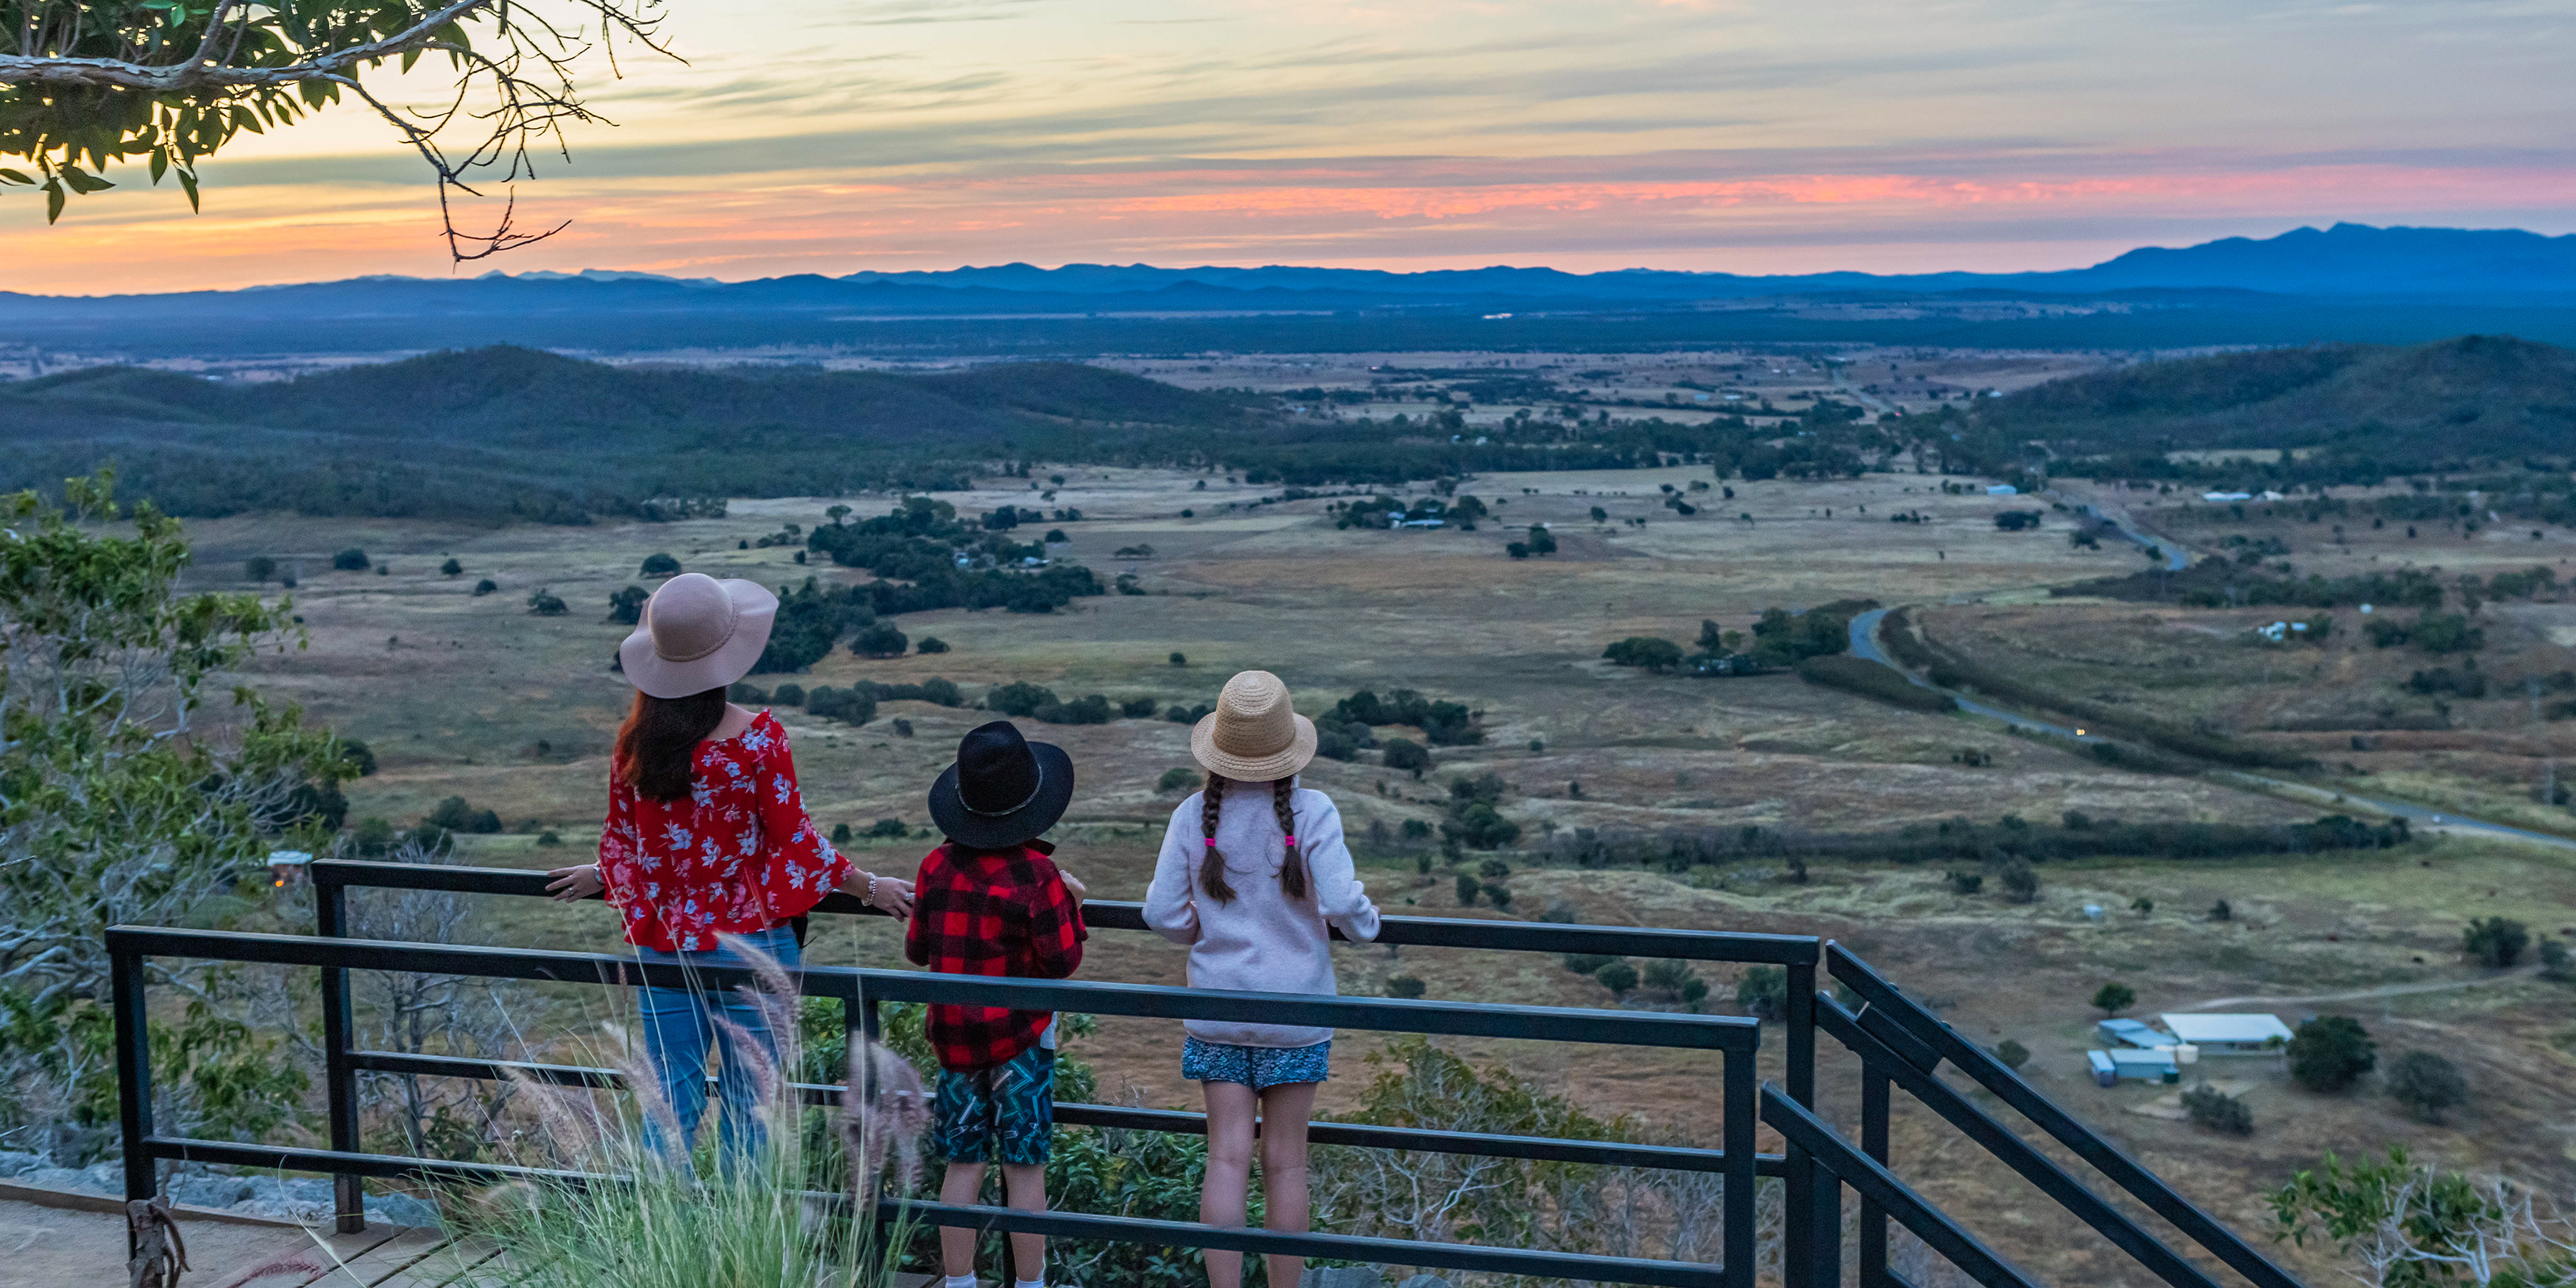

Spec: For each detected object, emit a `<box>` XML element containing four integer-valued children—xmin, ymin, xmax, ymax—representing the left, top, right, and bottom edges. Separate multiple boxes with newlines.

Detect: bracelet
<box><xmin>865</xmin><ymin>873</ymin><xmax>879</xmax><ymax>904</ymax></box>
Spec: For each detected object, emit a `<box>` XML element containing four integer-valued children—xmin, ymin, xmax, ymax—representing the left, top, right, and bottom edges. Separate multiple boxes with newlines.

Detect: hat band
<box><xmin>960</xmin><ymin>760</ymin><xmax>1046</xmax><ymax>818</ymax></box>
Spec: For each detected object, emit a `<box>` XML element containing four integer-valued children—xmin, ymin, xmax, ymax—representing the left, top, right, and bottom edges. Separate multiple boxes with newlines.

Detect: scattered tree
<box><xmin>525</xmin><ymin>588</ymin><xmax>567</xmax><ymax>616</ymax></box>
<box><xmin>1997</xmin><ymin>858</ymin><xmax>2039</xmax><ymax>903</ymax></box>
<box><xmin>868</xmin><ymin>819</ymin><xmax>908</xmax><ymax>838</ymax></box>
<box><xmin>2092</xmin><ymin>981</ymin><xmax>2137</xmax><ymax>1016</ymax></box>
<box><xmin>2288</xmin><ymin>1016</ymin><xmax>2377</xmax><ymax>1093</ymax></box>
<box><xmin>850</xmin><ymin>623</ymin><xmax>909</xmax><ymax>658</ymax></box>
<box><xmin>606</xmin><ymin>585</ymin><xmax>648</xmax><ymax>625</ymax></box>
<box><xmin>2181</xmin><ymin>1084</ymin><xmax>2254</xmax><ymax>1136</ymax></box>
<box><xmin>1595</xmin><ymin>960</ymin><xmax>1639</xmax><ymax>998</ymax></box>
<box><xmin>1387</xmin><ymin>976</ymin><xmax>1428</xmax><ymax>1000</ymax></box>
<box><xmin>640</xmin><ymin>553</ymin><xmax>681</xmax><ymax>578</ymax></box>
<box><xmin>1990</xmin><ymin>1039</ymin><xmax>2030</xmax><ymax>1071</ymax></box>
<box><xmin>2210</xmin><ymin>898</ymin><xmax>2232</xmax><ymax>922</ymax></box>
<box><xmin>2269</xmin><ymin>1147</ymin><xmax>2576</xmax><ymax>1287</ymax></box>
<box><xmin>831</xmin><ymin>822</ymin><xmax>853</xmax><ymax>845</ymax></box>
<box><xmin>1602</xmin><ymin>637</ymin><xmax>1685</xmax><ymax>671</ymax></box>
<box><xmin>1736</xmin><ymin>966</ymin><xmax>1789</xmax><ymax>1022</ymax></box>
<box><xmin>2462</xmin><ymin>917</ymin><xmax>2530</xmax><ymax>968</ymax></box>
<box><xmin>1946</xmin><ymin>869</ymin><xmax>1984</xmax><ymax>895</ymax></box>
<box><xmin>472</xmin><ymin>578</ymin><xmax>499</xmax><ymax>597</ymax></box>
<box><xmin>916</xmin><ymin>637</ymin><xmax>951</xmax><ymax>655</ymax></box>
<box><xmin>1169</xmin><ymin>651</ymin><xmax>1187</xmax><ymax>666</ymax></box>
<box><xmin>1454</xmin><ymin>873</ymin><xmax>1479</xmax><ymax>906</ymax></box>
<box><xmin>440</xmin><ymin>558</ymin><xmax>464</xmax><ymax>578</ymax></box>
<box><xmin>332</xmin><ymin>548</ymin><xmax>370</xmax><ymax>571</ymax></box>
<box><xmin>1381</xmin><ymin>738</ymin><xmax>1432</xmax><ymax>778</ymax></box>
<box><xmin>2385</xmin><ymin>1051</ymin><xmax>2468</xmax><ymax>1123</ymax></box>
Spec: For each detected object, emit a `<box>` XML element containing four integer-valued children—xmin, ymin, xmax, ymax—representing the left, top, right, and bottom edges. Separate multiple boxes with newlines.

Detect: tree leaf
<box><xmin>150</xmin><ymin>150</ymin><xmax>169</xmax><ymax>184</ymax></box>
<box><xmin>0</xmin><ymin>169</ymin><xmax>32</xmax><ymax>186</ymax></box>
<box><xmin>179</xmin><ymin>169</ymin><xmax>200</xmax><ymax>213</ymax></box>
<box><xmin>44</xmin><ymin>180</ymin><xmax>63</xmax><ymax>224</ymax></box>
<box><xmin>60</xmin><ymin>165</ymin><xmax>116</xmax><ymax>195</ymax></box>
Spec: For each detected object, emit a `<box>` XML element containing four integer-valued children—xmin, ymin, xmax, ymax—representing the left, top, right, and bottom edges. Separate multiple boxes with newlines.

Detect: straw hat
<box><xmin>617</xmin><ymin>573</ymin><xmax>779</xmax><ymax>699</ymax></box>
<box><xmin>1191</xmin><ymin>670</ymin><xmax>1318</xmax><ymax>782</ymax></box>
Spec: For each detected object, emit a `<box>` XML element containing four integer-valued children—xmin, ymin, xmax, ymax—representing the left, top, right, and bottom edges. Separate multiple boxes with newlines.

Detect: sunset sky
<box><xmin>7</xmin><ymin>0</ymin><xmax>2574</xmax><ymax>294</ymax></box>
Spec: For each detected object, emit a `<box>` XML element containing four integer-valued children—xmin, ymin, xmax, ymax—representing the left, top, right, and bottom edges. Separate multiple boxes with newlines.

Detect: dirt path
<box><xmin>2170</xmin><ymin>965</ymin><xmax>2544</xmax><ymax>1012</ymax></box>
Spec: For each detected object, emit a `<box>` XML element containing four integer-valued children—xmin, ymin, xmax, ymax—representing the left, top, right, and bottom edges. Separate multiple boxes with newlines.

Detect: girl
<box><xmin>1146</xmin><ymin>670</ymin><xmax>1380</xmax><ymax>1288</ymax></box>
<box><xmin>544</xmin><ymin>572</ymin><xmax>912</xmax><ymax>1162</ymax></box>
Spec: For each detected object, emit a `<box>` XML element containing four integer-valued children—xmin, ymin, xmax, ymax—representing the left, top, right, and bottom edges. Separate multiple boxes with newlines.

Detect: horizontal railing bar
<box><xmin>1759</xmin><ymin>1086</ymin><xmax>2039</xmax><ymax>1288</ymax></box>
<box><xmin>347</xmin><ymin>1049</ymin><xmax>1783</xmax><ymax>1176</ymax></box>
<box><xmin>307</xmin><ymin>860</ymin><xmax>1819</xmax><ymax>964</ymax></box>
<box><xmin>891</xmin><ymin>1197</ymin><xmax>1728</xmax><ymax>1287</ymax></box>
<box><xmin>142</xmin><ymin>1138</ymin><xmax>1724</xmax><ymax>1287</ymax></box>
<box><xmin>1824</xmin><ymin>944</ymin><xmax>2303</xmax><ymax>1288</ymax></box>
<box><xmin>110</xmin><ymin>926</ymin><xmax>1758</xmax><ymax>1053</ymax></box>
<box><xmin>1814</xmin><ymin>998</ymin><xmax>2225</xmax><ymax>1288</ymax></box>
<box><xmin>145</xmin><ymin>1137</ymin><xmax>588</xmax><ymax>1187</ymax></box>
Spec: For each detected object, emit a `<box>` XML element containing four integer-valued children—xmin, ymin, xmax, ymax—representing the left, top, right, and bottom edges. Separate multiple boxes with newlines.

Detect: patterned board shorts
<box><xmin>933</xmin><ymin>1044</ymin><xmax>1054</xmax><ymax>1166</ymax></box>
<box><xmin>1182</xmin><ymin>1036</ymin><xmax>1332</xmax><ymax>1090</ymax></box>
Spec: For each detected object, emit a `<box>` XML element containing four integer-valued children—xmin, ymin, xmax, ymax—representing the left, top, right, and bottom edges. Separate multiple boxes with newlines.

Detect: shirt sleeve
<box><xmin>1300</xmin><ymin>794</ymin><xmax>1381</xmax><ymax>944</ymax></box>
<box><xmin>1142</xmin><ymin>799</ymin><xmax>1204</xmax><ymax>946</ymax></box>
<box><xmin>754</xmin><ymin>728</ymin><xmax>851</xmax><ymax>920</ymax></box>
<box><xmin>597</xmin><ymin>769</ymin><xmax>637</xmax><ymax>898</ymax></box>
<box><xmin>1021</xmin><ymin>865</ymin><xmax>1088</xmax><ymax>980</ymax></box>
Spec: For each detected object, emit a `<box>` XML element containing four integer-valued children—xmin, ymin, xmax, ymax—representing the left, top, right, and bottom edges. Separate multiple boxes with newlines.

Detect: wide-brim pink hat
<box><xmin>1192</xmin><ymin>669</ymin><xmax>1318</xmax><ymax>781</ymax></box>
<box><xmin>618</xmin><ymin>573</ymin><xmax>779</xmax><ymax>699</ymax></box>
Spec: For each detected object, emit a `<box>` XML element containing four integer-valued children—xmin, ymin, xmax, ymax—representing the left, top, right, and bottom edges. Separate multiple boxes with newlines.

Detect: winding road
<box><xmin>1845</xmin><ymin>608</ymin><xmax>2576</xmax><ymax>853</ymax></box>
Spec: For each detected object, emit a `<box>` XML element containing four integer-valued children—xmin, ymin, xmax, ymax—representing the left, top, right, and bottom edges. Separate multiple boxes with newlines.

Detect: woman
<box><xmin>544</xmin><ymin>572</ymin><xmax>912</xmax><ymax>1161</ymax></box>
<box><xmin>1145</xmin><ymin>670</ymin><xmax>1380</xmax><ymax>1288</ymax></box>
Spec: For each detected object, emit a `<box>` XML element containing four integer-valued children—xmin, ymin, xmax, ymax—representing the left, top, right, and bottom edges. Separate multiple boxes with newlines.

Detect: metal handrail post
<box><xmin>1859</xmin><ymin>1063</ymin><xmax>1890</xmax><ymax>1287</ymax></box>
<box><xmin>1723</xmin><ymin>1046</ymin><xmax>1757</xmax><ymax>1288</ymax></box>
<box><xmin>1782</xmin><ymin>958</ymin><xmax>1819</xmax><ymax>1288</ymax></box>
<box><xmin>316</xmin><ymin>874</ymin><xmax>366</xmax><ymax>1232</ymax></box>
<box><xmin>114</xmin><ymin>941</ymin><xmax>156</xmax><ymax>1251</ymax></box>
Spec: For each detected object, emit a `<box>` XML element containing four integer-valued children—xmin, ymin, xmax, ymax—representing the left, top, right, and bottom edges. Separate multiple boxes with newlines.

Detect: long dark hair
<box><xmin>1197</xmin><ymin>772</ymin><xmax>1309</xmax><ymax>905</ymax></box>
<box><xmin>616</xmin><ymin>686</ymin><xmax>729</xmax><ymax>800</ymax></box>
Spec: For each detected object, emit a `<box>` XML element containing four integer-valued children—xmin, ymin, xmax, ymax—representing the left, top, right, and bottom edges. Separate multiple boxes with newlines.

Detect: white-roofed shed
<box><xmin>2159</xmin><ymin>1013</ymin><xmax>2292</xmax><ymax>1053</ymax></box>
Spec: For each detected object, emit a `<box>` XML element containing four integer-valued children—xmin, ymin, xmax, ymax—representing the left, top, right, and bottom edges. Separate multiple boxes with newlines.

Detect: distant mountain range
<box><xmin>9</xmin><ymin>224</ymin><xmax>2576</xmax><ymax>357</ymax></box>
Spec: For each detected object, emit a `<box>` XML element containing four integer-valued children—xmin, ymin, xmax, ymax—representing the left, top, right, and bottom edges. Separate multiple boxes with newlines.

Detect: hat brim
<box><xmin>1192</xmin><ymin>711</ymin><xmax>1318</xmax><ymax>782</ymax></box>
<box><xmin>618</xmin><ymin>579</ymin><xmax>779</xmax><ymax>700</ymax></box>
<box><xmin>927</xmin><ymin>736</ymin><xmax>1076</xmax><ymax>849</ymax></box>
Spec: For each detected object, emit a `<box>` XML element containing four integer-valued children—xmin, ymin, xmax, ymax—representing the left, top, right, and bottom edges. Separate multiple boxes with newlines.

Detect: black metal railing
<box><xmin>109</xmin><ymin>857</ymin><xmax>2308</xmax><ymax>1287</ymax></box>
<box><xmin>112</xmin><ymin>923</ymin><xmax>1763</xmax><ymax>1288</ymax></box>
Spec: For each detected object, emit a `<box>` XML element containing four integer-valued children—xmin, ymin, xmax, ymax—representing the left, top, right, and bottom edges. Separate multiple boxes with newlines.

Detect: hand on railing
<box><xmin>1059</xmin><ymin>870</ymin><xmax>1088</xmax><ymax>904</ymax></box>
<box><xmin>840</xmin><ymin>868</ymin><xmax>916</xmax><ymax>918</ymax></box>
<box><xmin>543</xmin><ymin>863</ymin><xmax>603</xmax><ymax>901</ymax></box>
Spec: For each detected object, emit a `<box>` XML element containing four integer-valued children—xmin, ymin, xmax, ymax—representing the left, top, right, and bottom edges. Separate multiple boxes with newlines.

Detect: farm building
<box><xmin>2097</xmin><ymin>1018</ymin><xmax>2163</xmax><ymax>1048</ymax></box>
<box><xmin>2159</xmin><ymin>1013</ymin><xmax>2292</xmax><ymax>1054</ymax></box>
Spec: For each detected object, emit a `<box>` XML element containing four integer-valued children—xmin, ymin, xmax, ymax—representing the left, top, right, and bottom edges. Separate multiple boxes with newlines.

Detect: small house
<box><xmin>2157</xmin><ymin>1013</ymin><xmax>2291</xmax><ymax>1054</ymax></box>
<box><xmin>2086</xmin><ymin>1050</ymin><xmax>2118</xmax><ymax>1087</ymax></box>
<box><xmin>2097</xmin><ymin>1018</ymin><xmax>2163</xmax><ymax>1048</ymax></box>
<box><xmin>1985</xmin><ymin>484</ymin><xmax>2018</xmax><ymax>496</ymax></box>
<box><xmin>2107</xmin><ymin>1047</ymin><xmax>2180</xmax><ymax>1083</ymax></box>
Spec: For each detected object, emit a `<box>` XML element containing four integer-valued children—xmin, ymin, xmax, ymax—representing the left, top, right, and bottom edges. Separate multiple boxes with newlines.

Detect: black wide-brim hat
<box><xmin>928</xmin><ymin>720</ymin><xmax>1075</xmax><ymax>850</ymax></box>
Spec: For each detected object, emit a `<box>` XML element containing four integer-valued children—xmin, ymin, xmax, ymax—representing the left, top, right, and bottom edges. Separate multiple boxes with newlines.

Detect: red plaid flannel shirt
<box><xmin>904</xmin><ymin>839</ymin><xmax>1087</xmax><ymax>1071</ymax></box>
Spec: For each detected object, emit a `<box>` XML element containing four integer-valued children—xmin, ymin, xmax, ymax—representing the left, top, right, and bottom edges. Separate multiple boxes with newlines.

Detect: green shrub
<box><xmin>772</xmin><ymin>682</ymin><xmax>806</xmax><ymax>708</ymax></box>
<box><xmin>830</xmin><ymin>822</ymin><xmax>853</xmax><ymax>845</ymax></box>
<box><xmin>851</xmin><ymin>622</ymin><xmax>909</xmax><ymax>658</ymax></box>
<box><xmin>2540</xmin><ymin>939</ymin><xmax>2571</xmax><ymax>980</ymax></box>
<box><xmin>332</xmin><ymin>548</ymin><xmax>369</xmax><ymax>571</ymax></box>
<box><xmin>1990</xmin><ymin>1039</ymin><xmax>2030</xmax><ymax>1071</ymax></box>
<box><xmin>1381</xmin><ymin>738</ymin><xmax>1431</xmax><ymax>777</ymax></box>
<box><xmin>916</xmin><ymin>637</ymin><xmax>950</xmax><ymax>655</ymax></box>
<box><xmin>1033</xmin><ymin>694</ymin><xmax>1114</xmax><ymax>725</ymax></box>
<box><xmin>640</xmin><ymin>552</ymin><xmax>681</xmax><ymax>577</ymax></box>
<box><xmin>1945</xmin><ymin>869</ymin><xmax>1983</xmax><ymax>895</ymax></box>
<box><xmin>1594</xmin><ymin>960</ymin><xmax>1639</xmax><ymax>997</ymax></box>
<box><xmin>2462</xmin><ymin>916</ymin><xmax>2529</xmax><ymax>967</ymax></box>
<box><xmin>472</xmin><ymin>578</ymin><xmax>498</xmax><ymax>596</ymax></box>
<box><xmin>2092</xmin><ymin>981</ymin><xmax>2136</xmax><ymax>1016</ymax></box>
<box><xmin>987</xmin><ymin>681</ymin><xmax>1056</xmax><ymax>716</ymax></box>
<box><xmin>1603</xmin><ymin>637</ymin><xmax>1685</xmax><ymax>671</ymax></box>
<box><xmin>438</xmin><ymin>558</ymin><xmax>463</xmax><ymax>577</ymax></box>
<box><xmin>2182</xmin><ymin>1084</ymin><xmax>2254</xmax><ymax>1135</ymax></box>
<box><xmin>1387</xmin><ymin>976</ymin><xmax>1428</xmax><ymax>1000</ymax></box>
<box><xmin>1997</xmin><ymin>858</ymin><xmax>2039</xmax><ymax>903</ymax></box>
<box><xmin>804</xmin><ymin>686</ymin><xmax>877</xmax><ymax>725</ymax></box>
<box><xmin>526</xmin><ymin>588</ymin><xmax>568</xmax><ymax>616</ymax></box>
<box><xmin>1736</xmin><ymin>965</ymin><xmax>1788</xmax><ymax>1021</ymax></box>
<box><xmin>2288</xmin><ymin>1016</ymin><xmax>2376</xmax><ymax>1093</ymax></box>
<box><xmin>2386</xmin><ymin>1050</ymin><xmax>2468</xmax><ymax>1123</ymax></box>
<box><xmin>535</xmin><ymin>830</ymin><xmax>562</xmax><ymax>847</ymax></box>
<box><xmin>1564</xmin><ymin>952</ymin><xmax>1620</xmax><ymax>975</ymax></box>
<box><xmin>868</xmin><ymin>819</ymin><xmax>909</xmax><ymax>838</ymax></box>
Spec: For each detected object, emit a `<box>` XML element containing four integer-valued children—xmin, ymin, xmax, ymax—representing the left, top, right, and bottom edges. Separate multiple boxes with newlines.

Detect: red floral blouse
<box><xmin>596</xmin><ymin>711</ymin><xmax>850</xmax><ymax>953</ymax></box>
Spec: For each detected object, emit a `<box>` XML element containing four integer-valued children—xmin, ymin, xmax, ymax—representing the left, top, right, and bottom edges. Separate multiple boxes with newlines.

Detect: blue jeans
<box><xmin>633</xmin><ymin>925</ymin><xmax>800</xmax><ymax>1163</ymax></box>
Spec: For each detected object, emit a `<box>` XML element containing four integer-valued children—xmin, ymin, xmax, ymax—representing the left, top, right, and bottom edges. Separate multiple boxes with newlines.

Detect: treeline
<box><xmin>1880</xmin><ymin>608</ymin><xmax>2315</xmax><ymax>770</ymax></box>
<box><xmin>799</xmin><ymin>497</ymin><xmax>1105</xmax><ymax>622</ymax></box>
<box><xmin>1539</xmin><ymin>811</ymin><xmax>2411</xmax><ymax>873</ymax></box>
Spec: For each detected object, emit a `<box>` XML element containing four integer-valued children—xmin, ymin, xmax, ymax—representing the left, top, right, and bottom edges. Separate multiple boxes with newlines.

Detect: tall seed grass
<box><xmin>466</xmin><ymin>940</ymin><xmax>929</xmax><ymax>1288</ymax></box>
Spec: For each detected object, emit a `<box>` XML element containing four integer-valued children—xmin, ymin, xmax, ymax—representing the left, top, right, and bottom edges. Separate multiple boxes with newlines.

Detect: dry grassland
<box><xmin>179</xmin><ymin>464</ymin><xmax>2576</xmax><ymax>1286</ymax></box>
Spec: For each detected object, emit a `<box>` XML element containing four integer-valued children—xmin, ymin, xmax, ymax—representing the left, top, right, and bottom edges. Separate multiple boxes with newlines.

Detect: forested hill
<box><xmin>1976</xmin><ymin>335</ymin><xmax>2576</xmax><ymax>473</ymax></box>
<box><xmin>0</xmin><ymin>347</ymin><xmax>1266</xmax><ymax>522</ymax></box>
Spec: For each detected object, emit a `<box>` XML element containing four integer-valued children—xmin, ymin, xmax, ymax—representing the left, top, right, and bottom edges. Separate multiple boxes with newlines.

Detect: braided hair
<box><xmin>1197</xmin><ymin>772</ymin><xmax>1310</xmax><ymax>905</ymax></box>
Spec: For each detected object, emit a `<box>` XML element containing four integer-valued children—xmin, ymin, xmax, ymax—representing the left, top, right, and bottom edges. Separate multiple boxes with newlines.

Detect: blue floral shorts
<box><xmin>1182</xmin><ymin>1036</ymin><xmax>1331</xmax><ymax>1090</ymax></box>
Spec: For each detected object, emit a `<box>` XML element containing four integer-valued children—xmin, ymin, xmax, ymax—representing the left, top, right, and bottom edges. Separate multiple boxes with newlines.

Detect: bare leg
<box><xmin>1257</xmin><ymin>1082</ymin><xmax>1320</xmax><ymax>1288</ymax></box>
<box><xmin>1199</xmin><ymin>1080</ymin><xmax>1259</xmax><ymax>1288</ymax></box>
<box><xmin>939</xmin><ymin>1161</ymin><xmax>985</xmax><ymax>1281</ymax></box>
<box><xmin>1000</xmin><ymin>1163</ymin><xmax>1048</xmax><ymax>1284</ymax></box>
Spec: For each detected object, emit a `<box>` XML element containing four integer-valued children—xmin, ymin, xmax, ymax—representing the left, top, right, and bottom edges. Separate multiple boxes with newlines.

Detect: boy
<box><xmin>912</xmin><ymin>720</ymin><xmax>1089</xmax><ymax>1288</ymax></box>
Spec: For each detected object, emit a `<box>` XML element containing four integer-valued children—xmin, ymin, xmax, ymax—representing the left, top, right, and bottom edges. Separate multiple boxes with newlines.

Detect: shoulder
<box><xmin>1171</xmin><ymin>793</ymin><xmax>1207</xmax><ymax>822</ymax></box>
<box><xmin>1289</xmin><ymin>787</ymin><xmax>1340</xmax><ymax>818</ymax></box>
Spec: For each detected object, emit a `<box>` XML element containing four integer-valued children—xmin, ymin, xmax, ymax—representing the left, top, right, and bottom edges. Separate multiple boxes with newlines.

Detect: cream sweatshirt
<box><xmin>1143</xmin><ymin>781</ymin><xmax>1382</xmax><ymax>1048</ymax></box>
